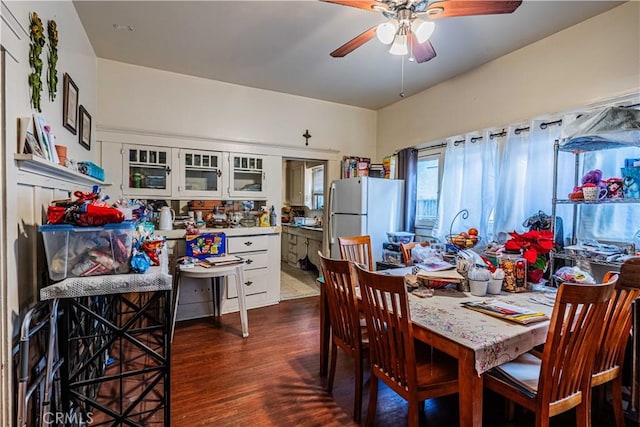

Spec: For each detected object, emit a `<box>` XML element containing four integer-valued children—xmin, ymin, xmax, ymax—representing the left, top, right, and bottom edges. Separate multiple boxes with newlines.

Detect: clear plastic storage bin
<box><xmin>382</xmin><ymin>249</ymin><xmax>404</xmax><ymax>265</ymax></box>
<box><xmin>386</xmin><ymin>232</ymin><xmax>415</xmax><ymax>244</ymax></box>
<box><xmin>39</xmin><ymin>221</ymin><xmax>135</xmax><ymax>281</ymax></box>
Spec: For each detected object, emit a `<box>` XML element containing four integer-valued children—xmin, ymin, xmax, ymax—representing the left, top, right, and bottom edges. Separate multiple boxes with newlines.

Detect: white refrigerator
<box><xmin>329</xmin><ymin>177</ymin><xmax>404</xmax><ymax>265</ymax></box>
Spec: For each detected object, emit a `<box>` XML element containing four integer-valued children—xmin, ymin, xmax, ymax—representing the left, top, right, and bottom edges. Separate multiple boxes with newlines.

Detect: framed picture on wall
<box><xmin>63</xmin><ymin>73</ymin><xmax>79</xmax><ymax>134</ymax></box>
<box><xmin>78</xmin><ymin>105</ymin><xmax>91</xmax><ymax>150</ymax></box>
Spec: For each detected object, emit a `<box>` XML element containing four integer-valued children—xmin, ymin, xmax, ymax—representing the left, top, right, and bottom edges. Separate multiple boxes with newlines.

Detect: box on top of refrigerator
<box><xmin>38</xmin><ymin>221</ymin><xmax>135</xmax><ymax>281</ymax></box>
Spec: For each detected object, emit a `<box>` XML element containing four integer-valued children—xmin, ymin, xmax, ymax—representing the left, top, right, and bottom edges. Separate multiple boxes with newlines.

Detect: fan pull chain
<box><xmin>400</xmin><ymin>57</ymin><xmax>406</xmax><ymax>98</ymax></box>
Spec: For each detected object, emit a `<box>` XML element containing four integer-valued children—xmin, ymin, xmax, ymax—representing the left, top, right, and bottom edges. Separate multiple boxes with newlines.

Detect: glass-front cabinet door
<box><xmin>177</xmin><ymin>149</ymin><xmax>223</xmax><ymax>198</ymax></box>
<box><xmin>227</xmin><ymin>153</ymin><xmax>267</xmax><ymax>198</ymax></box>
<box><xmin>122</xmin><ymin>145</ymin><xmax>172</xmax><ymax>197</ymax></box>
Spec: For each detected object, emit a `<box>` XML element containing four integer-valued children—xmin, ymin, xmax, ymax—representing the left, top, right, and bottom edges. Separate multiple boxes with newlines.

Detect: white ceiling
<box><xmin>73</xmin><ymin>0</ymin><xmax>625</xmax><ymax>110</ymax></box>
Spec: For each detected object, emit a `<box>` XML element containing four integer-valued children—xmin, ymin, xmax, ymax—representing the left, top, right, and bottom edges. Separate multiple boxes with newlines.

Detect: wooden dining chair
<box><xmin>353</xmin><ymin>263</ymin><xmax>459</xmax><ymax>427</ymax></box>
<box><xmin>318</xmin><ymin>252</ymin><xmax>368</xmax><ymax>422</ymax></box>
<box><xmin>338</xmin><ymin>235</ymin><xmax>374</xmax><ymax>271</ymax></box>
<box><xmin>592</xmin><ymin>258</ymin><xmax>640</xmax><ymax>427</ymax></box>
<box><xmin>484</xmin><ymin>279</ymin><xmax>617</xmax><ymax>427</ymax></box>
<box><xmin>400</xmin><ymin>241</ymin><xmax>430</xmax><ymax>266</ymax></box>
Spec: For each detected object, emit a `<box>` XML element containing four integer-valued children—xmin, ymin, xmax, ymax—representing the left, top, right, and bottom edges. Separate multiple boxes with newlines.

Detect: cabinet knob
<box><xmin>244</xmin><ymin>241</ymin><xmax>253</xmax><ymax>246</ymax></box>
<box><xmin>246</xmin><ymin>259</ymin><xmax>253</xmax><ymax>264</ymax></box>
<box><xmin>166</xmin><ymin>166</ymin><xmax>172</xmax><ymax>175</ymax></box>
<box><xmin>244</xmin><ymin>281</ymin><xmax>253</xmax><ymax>286</ymax></box>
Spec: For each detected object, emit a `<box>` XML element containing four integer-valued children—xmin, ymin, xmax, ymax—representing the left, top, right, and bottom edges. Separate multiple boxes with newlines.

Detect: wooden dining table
<box><xmin>318</xmin><ymin>267</ymin><xmax>556</xmax><ymax>427</ymax></box>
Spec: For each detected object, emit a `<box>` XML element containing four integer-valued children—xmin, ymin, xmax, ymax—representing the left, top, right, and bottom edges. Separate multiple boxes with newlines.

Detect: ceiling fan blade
<box><xmin>410</xmin><ymin>35</ymin><xmax>436</xmax><ymax>63</ymax></box>
<box><xmin>330</xmin><ymin>26</ymin><xmax>377</xmax><ymax>58</ymax></box>
<box><xmin>426</xmin><ymin>0</ymin><xmax>522</xmax><ymax>18</ymax></box>
<box><xmin>322</xmin><ymin>0</ymin><xmax>386</xmax><ymax>13</ymax></box>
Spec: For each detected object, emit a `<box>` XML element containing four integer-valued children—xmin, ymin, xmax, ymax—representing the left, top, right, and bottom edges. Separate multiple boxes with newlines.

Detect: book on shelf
<box><xmin>462</xmin><ymin>300</ymin><xmax>549</xmax><ymax>325</ymax></box>
<box><xmin>33</xmin><ymin>114</ymin><xmax>59</xmax><ymax>164</ymax></box>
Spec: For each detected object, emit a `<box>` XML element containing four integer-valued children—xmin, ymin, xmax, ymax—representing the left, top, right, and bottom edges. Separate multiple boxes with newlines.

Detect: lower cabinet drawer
<box><xmin>227</xmin><ymin>268</ymin><xmax>267</xmax><ymax>298</ymax></box>
<box><xmin>237</xmin><ymin>251</ymin><xmax>268</xmax><ymax>270</ymax></box>
<box><xmin>228</xmin><ymin>235</ymin><xmax>269</xmax><ymax>253</ymax></box>
<box><xmin>287</xmin><ymin>252</ymin><xmax>298</xmax><ymax>265</ymax></box>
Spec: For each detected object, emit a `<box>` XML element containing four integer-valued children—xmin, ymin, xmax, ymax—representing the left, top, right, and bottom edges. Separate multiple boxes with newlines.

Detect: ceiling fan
<box><xmin>324</xmin><ymin>0</ymin><xmax>522</xmax><ymax>63</ymax></box>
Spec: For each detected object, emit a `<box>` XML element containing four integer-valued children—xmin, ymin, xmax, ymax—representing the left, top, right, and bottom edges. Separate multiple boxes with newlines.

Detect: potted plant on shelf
<box><xmin>504</xmin><ymin>230</ymin><xmax>555</xmax><ymax>284</ymax></box>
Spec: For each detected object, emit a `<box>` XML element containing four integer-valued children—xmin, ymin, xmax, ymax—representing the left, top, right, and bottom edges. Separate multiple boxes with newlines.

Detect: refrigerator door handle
<box><xmin>330</xmin><ymin>213</ymin><xmax>335</xmax><ymax>245</ymax></box>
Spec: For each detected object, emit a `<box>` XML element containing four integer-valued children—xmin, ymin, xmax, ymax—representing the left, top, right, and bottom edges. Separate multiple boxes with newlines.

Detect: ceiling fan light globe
<box><xmin>411</xmin><ymin>19</ymin><xmax>435</xmax><ymax>44</ymax></box>
<box><xmin>376</xmin><ymin>21</ymin><xmax>398</xmax><ymax>45</ymax></box>
<box><xmin>389</xmin><ymin>34</ymin><xmax>408</xmax><ymax>55</ymax></box>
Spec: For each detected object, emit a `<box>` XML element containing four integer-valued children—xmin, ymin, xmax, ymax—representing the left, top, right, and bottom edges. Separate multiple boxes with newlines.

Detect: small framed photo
<box><xmin>78</xmin><ymin>105</ymin><xmax>91</xmax><ymax>150</ymax></box>
<box><xmin>63</xmin><ymin>73</ymin><xmax>79</xmax><ymax>134</ymax></box>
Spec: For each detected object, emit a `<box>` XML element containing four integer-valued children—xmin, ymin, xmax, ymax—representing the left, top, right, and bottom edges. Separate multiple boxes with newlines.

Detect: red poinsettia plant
<box><xmin>504</xmin><ymin>230</ymin><xmax>555</xmax><ymax>283</ymax></box>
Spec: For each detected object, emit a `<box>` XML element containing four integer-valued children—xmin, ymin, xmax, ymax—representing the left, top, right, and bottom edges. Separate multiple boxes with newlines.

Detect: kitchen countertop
<box><xmin>282</xmin><ymin>223</ymin><xmax>323</xmax><ymax>232</ymax></box>
<box><xmin>156</xmin><ymin>226</ymin><xmax>281</xmax><ymax>240</ymax></box>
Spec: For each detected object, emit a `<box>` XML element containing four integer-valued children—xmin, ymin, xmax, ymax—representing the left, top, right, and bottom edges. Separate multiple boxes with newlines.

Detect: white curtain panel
<box><xmin>493</xmin><ymin>119</ymin><xmax>566</xmax><ymax>236</ymax></box>
<box><xmin>434</xmin><ymin>132</ymin><xmax>497</xmax><ymax>240</ymax></box>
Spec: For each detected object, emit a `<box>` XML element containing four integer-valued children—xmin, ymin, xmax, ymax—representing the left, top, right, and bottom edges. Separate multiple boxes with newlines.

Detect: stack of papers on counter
<box><xmin>462</xmin><ymin>300</ymin><xmax>549</xmax><ymax>325</ymax></box>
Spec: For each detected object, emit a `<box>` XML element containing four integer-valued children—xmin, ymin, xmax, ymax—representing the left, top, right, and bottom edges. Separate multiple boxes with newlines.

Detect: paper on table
<box><xmin>415</xmin><ymin>258</ymin><xmax>455</xmax><ymax>272</ymax></box>
<box><xmin>462</xmin><ymin>300</ymin><xmax>549</xmax><ymax>325</ymax></box>
<box><xmin>416</xmin><ymin>268</ymin><xmax>464</xmax><ymax>282</ymax></box>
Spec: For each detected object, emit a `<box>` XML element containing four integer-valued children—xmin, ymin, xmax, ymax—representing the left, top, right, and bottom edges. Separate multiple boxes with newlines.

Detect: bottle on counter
<box><xmin>259</xmin><ymin>206</ymin><xmax>270</xmax><ymax>227</ymax></box>
<box><xmin>269</xmin><ymin>205</ymin><xmax>277</xmax><ymax>226</ymax></box>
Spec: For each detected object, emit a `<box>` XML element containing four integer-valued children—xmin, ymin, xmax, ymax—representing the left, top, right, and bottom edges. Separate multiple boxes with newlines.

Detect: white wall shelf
<box><xmin>14</xmin><ymin>154</ymin><xmax>110</xmax><ymax>188</ymax></box>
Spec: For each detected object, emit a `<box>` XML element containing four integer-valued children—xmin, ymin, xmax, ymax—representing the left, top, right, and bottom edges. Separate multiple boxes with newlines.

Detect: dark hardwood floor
<box><xmin>171</xmin><ymin>297</ymin><xmax>627</xmax><ymax>427</ymax></box>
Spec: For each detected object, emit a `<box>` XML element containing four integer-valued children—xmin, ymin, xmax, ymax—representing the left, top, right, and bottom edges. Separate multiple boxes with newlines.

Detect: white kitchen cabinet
<box><xmin>226</xmin><ymin>234</ymin><xmax>277</xmax><ymax>301</ymax></box>
<box><xmin>175</xmin><ymin>149</ymin><xmax>223</xmax><ymax>198</ymax></box>
<box><xmin>281</xmin><ymin>228</ymin><xmax>289</xmax><ymax>262</ymax></box>
<box><xmin>288</xmin><ymin>162</ymin><xmax>305</xmax><ymax>206</ymax></box>
<box><xmin>173</xmin><ymin>228</ymin><xmax>281</xmax><ymax>320</ymax></box>
<box><xmin>283</xmin><ymin>225</ymin><xmax>322</xmax><ymax>271</ymax></box>
<box><xmin>226</xmin><ymin>153</ymin><xmax>268</xmax><ymax>199</ymax></box>
<box><xmin>121</xmin><ymin>144</ymin><xmax>173</xmax><ymax>197</ymax></box>
<box><xmin>104</xmin><ymin>141</ymin><xmax>277</xmax><ymax>200</ymax></box>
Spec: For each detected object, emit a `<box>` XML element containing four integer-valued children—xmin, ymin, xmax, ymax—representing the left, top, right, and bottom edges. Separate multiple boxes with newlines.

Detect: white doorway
<box><xmin>280</xmin><ymin>157</ymin><xmax>327</xmax><ymax>301</ymax></box>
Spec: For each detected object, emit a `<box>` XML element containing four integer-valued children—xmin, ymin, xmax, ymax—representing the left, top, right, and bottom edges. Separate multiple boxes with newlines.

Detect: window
<box><xmin>415</xmin><ymin>149</ymin><xmax>443</xmax><ymax>227</ymax></box>
<box><xmin>311</xmin><ymin>166</ymin><xmax>324</xmax><ymax>210</ymax></box>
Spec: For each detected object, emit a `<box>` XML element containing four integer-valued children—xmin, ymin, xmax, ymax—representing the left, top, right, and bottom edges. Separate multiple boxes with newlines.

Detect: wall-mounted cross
<box><xmin>302</xmin><ymin>129</ymin><xmax>312</xmax><ymax>146</ymax></box>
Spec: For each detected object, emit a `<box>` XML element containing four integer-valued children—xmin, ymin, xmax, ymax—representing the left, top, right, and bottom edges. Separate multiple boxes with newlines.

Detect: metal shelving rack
<box><xmin>40</xmin><ymin>266</ymin><xmax>172</xmax><ymax>426</ymax></box>
<box><xmin>550</xmin><ymin>136</ymin><xmax>640</xmax><ymax>424</ymax></box>
<box><xmin>550</xmin><ymin>139</ymin><xmax>640</xmax><ymax>279</ymax></box>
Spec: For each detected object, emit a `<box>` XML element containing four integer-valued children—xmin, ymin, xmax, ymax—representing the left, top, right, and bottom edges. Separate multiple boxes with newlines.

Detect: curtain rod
<box><xmin>490</xmin><ymin>130</ymin><xmax>507</xmax><ymax>140</ymax></box>
<box><xmin>540</xmin><ymin>119</ymin><xmax>563</xmax><ymax>129</ymax></box>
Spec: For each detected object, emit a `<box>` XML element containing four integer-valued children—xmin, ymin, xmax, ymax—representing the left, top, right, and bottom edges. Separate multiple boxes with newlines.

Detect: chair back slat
<box><xmin>538</xmin><ymin>281</ymin><xmax>616</xmax><ymax>405</ymax></box>
<box><xmin>338</xmin><ymin>236</ymin><xmax>373</xmax><ymax>271</ymax></box>
<box><xmin>594</xmin><ymin>258</ymin><xmax>640</xmax><ymax>378</ymax></box>
<box><xmin>319</xmin><ymin>253</ymin><xmax>362</xmax><ymax>354</ymax></box>
<box><xmin>354</xmin><ymin>264</ymin><xmax>417</xmax><ymax>393</ymax></box>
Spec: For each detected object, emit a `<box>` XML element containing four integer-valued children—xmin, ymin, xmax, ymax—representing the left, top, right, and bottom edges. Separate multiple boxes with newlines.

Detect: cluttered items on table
<box><xmin>39</xmin><ymin>186</ymin><xmax>165</xmax><ymax>280</ymax></box>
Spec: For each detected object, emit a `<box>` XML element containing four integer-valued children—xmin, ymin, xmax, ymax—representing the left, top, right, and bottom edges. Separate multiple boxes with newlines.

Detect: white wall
<box><xmin>97</xmin><ymin>59</ymin><xmax>377</xmax><ymax>160</ymax></box>
<box><xmin>1</xmin><ymin>1</ymin><xmax>97</xmax><ymax>423</ymax></box>
<box><xmin>377</xmin><ymin>1</ymin><xmax>640</xmax><ymax>155</ymax></box>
